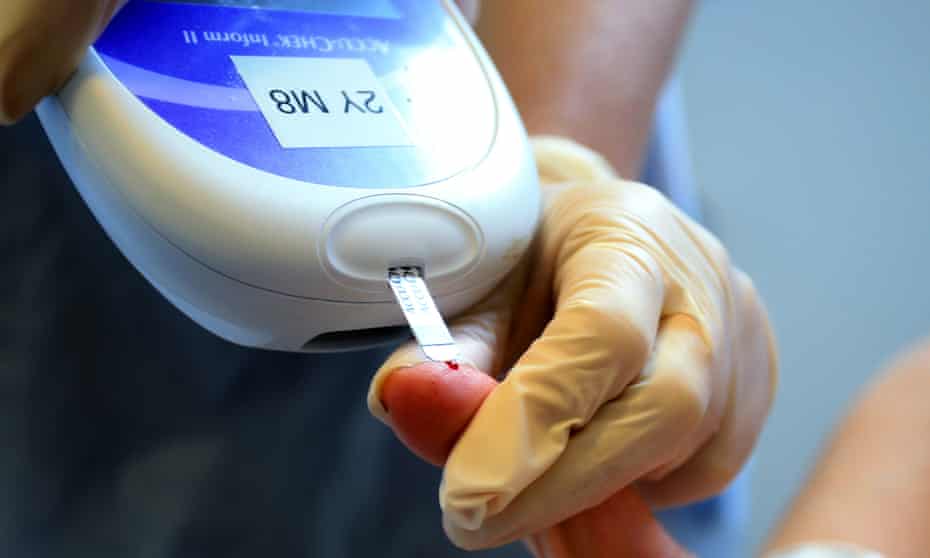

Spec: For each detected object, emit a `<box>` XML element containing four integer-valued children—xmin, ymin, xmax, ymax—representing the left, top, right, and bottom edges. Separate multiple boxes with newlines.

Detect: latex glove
<box><xmin>0</xmin><ymin>0</ymin><xmax>125</xmax><ymax>123</ymax></box>
<box><xmin>369</xmin><ymin>137</ymin><xmax>778</xmax><ymax>550</ymax></box>
<box><xmin>381</xmin><ymin>362</ymin><xmax>689</xmax><ymax>558</ymax></box>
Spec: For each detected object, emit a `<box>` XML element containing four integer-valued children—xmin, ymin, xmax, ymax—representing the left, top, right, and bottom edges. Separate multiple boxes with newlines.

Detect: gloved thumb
<box><xmin>376</xmin><ymin>361</ymin><xmax>689</xmax><ymax>557</ymax></box>
<box><xmin>0</xmin><ymin>0</ymin><xmax>125</xmax><ymax>123</ymax></box>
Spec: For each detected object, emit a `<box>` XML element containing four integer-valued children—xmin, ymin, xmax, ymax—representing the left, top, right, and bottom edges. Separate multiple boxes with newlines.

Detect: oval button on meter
<box><xmin>321</xmin><ymin>196</ymin><xmax>484</xmax><ymax>293</ymax></box>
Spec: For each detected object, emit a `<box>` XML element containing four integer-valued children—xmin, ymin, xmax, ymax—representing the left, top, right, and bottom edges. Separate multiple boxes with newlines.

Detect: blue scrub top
<box><xmin>0</xmin><ymin>80</ymin><xmax>743</xmax><ymax>558</ymax></box>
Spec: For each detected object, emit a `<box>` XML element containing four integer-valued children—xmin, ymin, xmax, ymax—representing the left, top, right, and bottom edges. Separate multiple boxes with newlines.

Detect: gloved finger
<box><xmin>379</xmin><ymin>356</ymin><xmax>687</xmax><ymax>557</ymax></box>
<box><xmin>493</xmin><ymin>138</ymin><xmax>629</xmax><ymax>370</ymax></box>
<box><xmin>440</xmin><ymin>241</ymin><xmax>666</xmax><ymax>537</ymax></box>
<box><xmin>643</xmin><ymin>312</ymin><xmax>731</xmax><ymax>481</ymax></box>
<box><xmin>0</xmin><ymin>0</ymin><xmax>125</xmax><ymax>123</ymax></box>
<box><xmin>628</xmin><ymin>208</ymin><xmax>739</xmax><ymax>483</ymax></box>
<box><xmin>379</xmin><ymin>362</ymin><xmax>497</xmax><ymax>466</ymax></box>
<box><xmin>443</xmin><ymin>313</ymin><xmax>710</xmax><ymax>549</ymax></box>
<box><xmin>638</xmin><ymin>270</ymin><xmax>778</xmax><ymax>507</ymax></box>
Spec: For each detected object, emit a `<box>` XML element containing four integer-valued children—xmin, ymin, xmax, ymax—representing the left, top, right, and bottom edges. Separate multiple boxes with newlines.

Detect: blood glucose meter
<box><xmin>38</xmin><ymin>0</ymin><xmax>540</xmax><ymax>352</ymax></box>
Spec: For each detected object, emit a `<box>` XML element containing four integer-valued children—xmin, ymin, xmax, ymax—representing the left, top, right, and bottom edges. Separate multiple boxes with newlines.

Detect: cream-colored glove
<box><xmin>369</xmin><ymin>137</ymin><xmax>778</xmax><ymax>550</ymax></box>
<box><xmin>0</xmin><ymin>0</ymin><xmax>125</xmax><ymax>123</ymax></box>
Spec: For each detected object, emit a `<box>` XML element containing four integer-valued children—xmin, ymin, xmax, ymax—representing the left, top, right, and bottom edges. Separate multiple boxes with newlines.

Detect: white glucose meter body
<box><xmin>38</xmin><ymin>0</ymin><xmax>540</xmax><ymax>352</ymax></box>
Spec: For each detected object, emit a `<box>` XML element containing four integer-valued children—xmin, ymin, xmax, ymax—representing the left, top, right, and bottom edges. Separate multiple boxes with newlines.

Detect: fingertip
<box><xmin>381</xmin><ymin>362</ymin><xmax>497</xmax><ymax>466</ymax></box>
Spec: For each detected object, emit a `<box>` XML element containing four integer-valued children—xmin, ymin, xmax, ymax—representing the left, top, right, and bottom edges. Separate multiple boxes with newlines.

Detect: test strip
<box><xmin>387</xmin><ymin>267</ymin><xmax>461</xmax><ymax>364</ymax></box>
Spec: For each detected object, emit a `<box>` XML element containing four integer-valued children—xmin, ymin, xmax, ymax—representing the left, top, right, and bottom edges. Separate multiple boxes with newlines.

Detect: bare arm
<box><xmin>766</xmin><ymin>338</ymin><xmax>930</xmax><ymax>557</ymax></box>
<box><xmin>474</xmin><ymin>0</ymin><xmax>693</xmax><ymax>178</ymax></box>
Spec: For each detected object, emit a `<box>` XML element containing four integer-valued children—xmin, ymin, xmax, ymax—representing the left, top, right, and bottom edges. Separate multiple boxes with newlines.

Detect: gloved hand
<box><xmin>0</xmin><ymin>0</ymin><xmax>125</xmax><ymax>123</ymax></box>
<box><xmin>380</xmin><ymin>361</ymin><xmax>689</xmax><ymax>558</ymax></box>
<box><xmin>369</xmin><ymin>137</ymin><xmax>778</xmax><ymax>552</ymax></box>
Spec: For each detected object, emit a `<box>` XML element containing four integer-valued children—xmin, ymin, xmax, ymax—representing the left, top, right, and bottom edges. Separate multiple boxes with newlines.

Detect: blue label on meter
<box><xmin>95</xmin><ymin>0</ymin><xmax>496</xmax><ymax>188</ymax></box>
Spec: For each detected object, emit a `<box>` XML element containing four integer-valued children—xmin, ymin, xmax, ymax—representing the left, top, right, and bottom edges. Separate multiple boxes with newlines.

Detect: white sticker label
<box><xmin>231</xmin><ymin>56</ymin><xmax>413</xmax><ymax>149</ymax></box>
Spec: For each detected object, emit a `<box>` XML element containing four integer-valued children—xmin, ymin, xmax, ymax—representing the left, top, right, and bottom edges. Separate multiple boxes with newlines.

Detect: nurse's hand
<box><xmin>0</xmin><ymin>0</ymin><xmax>125</xmax><ymax>123</ymax></box>
<box><xmin>380</xmin><ymin>362</ymin><xmax>689</xmax><ymax>558</ymax></box>
<box><xmin>368</xmin><ymin>137</ymin><xmax>778</xmax><ymax>551</ymax></box>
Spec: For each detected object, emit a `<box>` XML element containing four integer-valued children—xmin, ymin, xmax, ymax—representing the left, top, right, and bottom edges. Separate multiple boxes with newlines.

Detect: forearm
<box><xmin>474</xmin><ymin>0</ymin><xmax>693</xmax><ymax>178</ymax></box>
<box><xmin>766</xmin><ymin>338</ymin><xmax>930</xmax><ymax>557</ymax></box>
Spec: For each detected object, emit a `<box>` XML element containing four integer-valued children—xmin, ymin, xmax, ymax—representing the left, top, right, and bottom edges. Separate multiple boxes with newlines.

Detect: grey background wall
<box><xmin>679</xmin><ymin>1</ymin><xmax>930</xmax><ymax>553</ymax></box>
